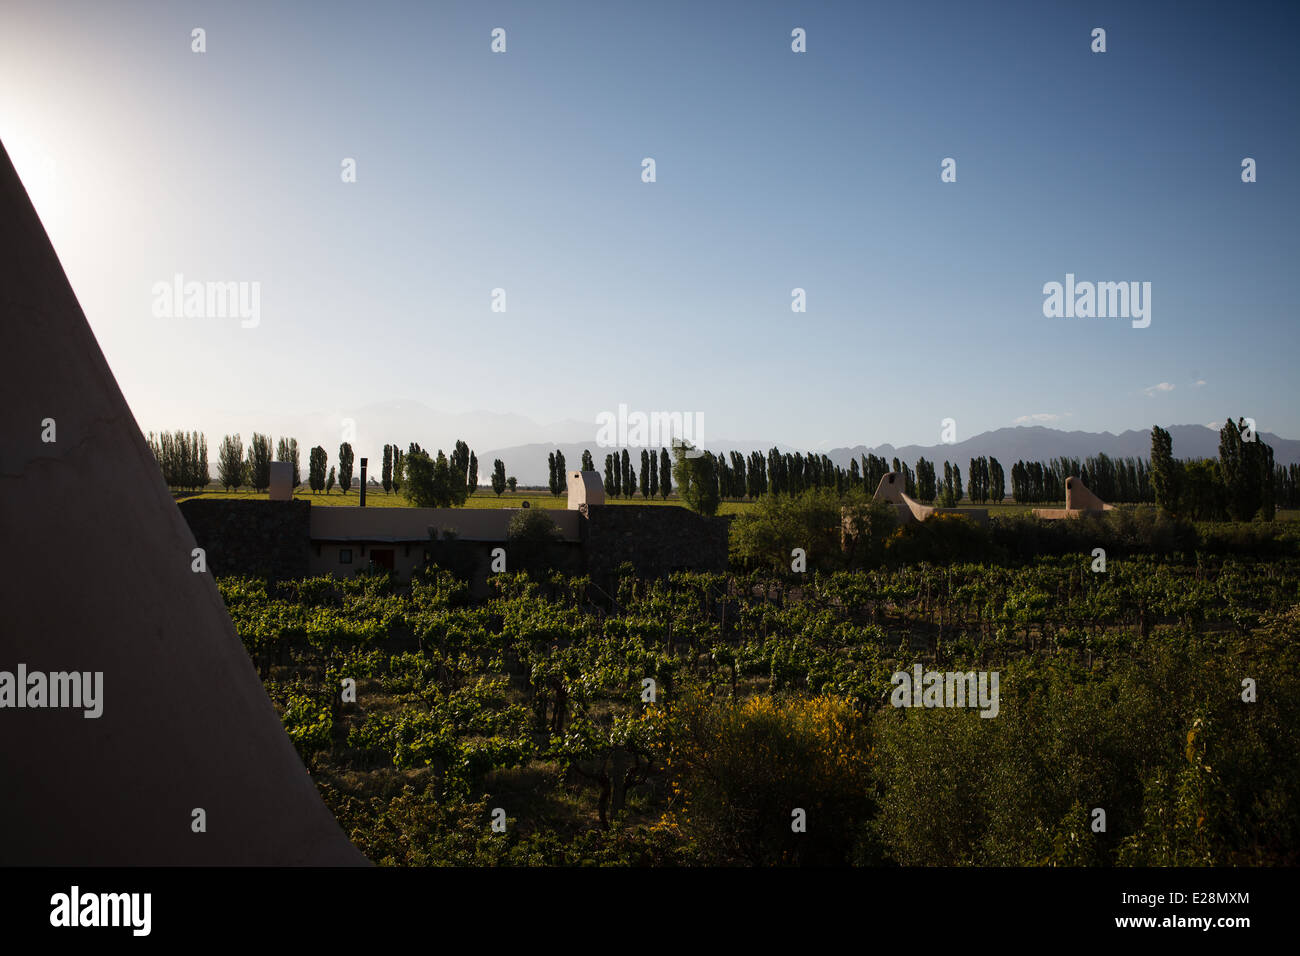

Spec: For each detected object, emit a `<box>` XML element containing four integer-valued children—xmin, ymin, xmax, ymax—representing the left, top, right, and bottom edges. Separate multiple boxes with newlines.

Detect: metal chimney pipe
<box><xmin>360</xmin><ymin>458</ymin><xmax>368</xmax><ymax>507</ymax></box>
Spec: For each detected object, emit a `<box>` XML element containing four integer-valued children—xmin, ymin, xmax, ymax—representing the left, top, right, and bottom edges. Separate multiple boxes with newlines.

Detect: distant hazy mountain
<box><xmin>823</xmin><ymin>425</ymin><xmax>1300</xmax><ymax>474</ymax></box>
<box><xmin>341</xmin><ymin>400</ymin><xmax>593</xmax><ymax>451</ymax></box>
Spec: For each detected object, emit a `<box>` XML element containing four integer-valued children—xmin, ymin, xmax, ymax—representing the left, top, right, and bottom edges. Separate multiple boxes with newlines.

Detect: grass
<box><xmin>169</xmin><ymin>486</ymin><xmax>1300</xmax><ymax>522</ymax></box>
<box><xmin>172</xmin><ymin>484</ymin><xmax>757</xmax><ymax>513</ymax></box>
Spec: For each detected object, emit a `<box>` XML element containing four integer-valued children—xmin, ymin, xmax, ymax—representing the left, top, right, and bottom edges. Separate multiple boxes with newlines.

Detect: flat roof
<box><xmin>308</xmin><ymin>505</ymin><xmax>582</xmax><ymax>543</ymax></box>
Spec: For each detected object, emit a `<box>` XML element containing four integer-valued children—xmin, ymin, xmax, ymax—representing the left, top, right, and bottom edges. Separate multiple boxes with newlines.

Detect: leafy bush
<box><xmin>868</xmin><ymin>637</ymin><xmax>1300</xmax><ymax>866</ymax></box>
<box><xmin>507</xmin><ymin>508</ymin><xmax>563</xmax><ymax>543</ymax></box>
<box><xmin>886</xmin><ymin>512</ymin><xmax>996</xmax><ymax>566</ymax></box>
<box><xmin>664</xmin><ymin>693</ymin><xmax>874</xmax><ymax>864</ymax></box>
<box><xmin>729</xmin><ymin>487</ymin><xmax>875</xmax><ymax>572</ymax></box>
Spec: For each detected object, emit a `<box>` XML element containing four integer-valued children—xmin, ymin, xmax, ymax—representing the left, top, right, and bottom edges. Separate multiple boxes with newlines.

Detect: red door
<box><xmin>370</xmin><ymin>548</ymin><xmax>395</xmax><ymax>571</ymax></box>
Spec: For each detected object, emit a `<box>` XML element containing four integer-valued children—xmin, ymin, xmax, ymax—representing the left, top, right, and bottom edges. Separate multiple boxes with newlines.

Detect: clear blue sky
<box><xmin>3</xmin><ymin>0</ymin><xmax>1296</xmax><ymax>456</ymax></box>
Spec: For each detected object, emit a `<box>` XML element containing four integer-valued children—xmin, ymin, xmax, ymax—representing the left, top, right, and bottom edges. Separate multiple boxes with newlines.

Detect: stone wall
<box><xmin>178</xmin><ymin>499</ymin><xmax>310</xmax><ymax>580</ymax></box>
<box><xmin>581</xmin><ymin>505</ymin><xmax>729</xmax><ymax>580</ymax></box>
<box><xmin>176</xmin><ymin>499</ymin><xmax>727</xmax><ymax>585</ymax></box>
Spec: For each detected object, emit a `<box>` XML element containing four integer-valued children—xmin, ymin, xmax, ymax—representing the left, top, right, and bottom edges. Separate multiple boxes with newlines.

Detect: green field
<box><xmin>172</xmin><ymin>485</ymin><xmax>759</xmax><ymax>514</ymax></box>
<box><xmin>169</xmin><ymin>485</ymin><xmax>1300</xmax><ymax>524</ymax></box>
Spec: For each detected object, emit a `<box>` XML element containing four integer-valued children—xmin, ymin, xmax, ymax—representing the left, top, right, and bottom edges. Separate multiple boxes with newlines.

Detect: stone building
<box><xmin>178</xmin><ymin>470</ymin><xmax>729</xmax><ymax>586</ymax></box>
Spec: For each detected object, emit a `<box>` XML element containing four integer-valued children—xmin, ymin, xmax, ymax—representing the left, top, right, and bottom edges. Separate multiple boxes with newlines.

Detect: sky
<box><xmin>2</xmin><ymin>0</ymin><xmax>1297</xmax><ymax>463</ymax></box>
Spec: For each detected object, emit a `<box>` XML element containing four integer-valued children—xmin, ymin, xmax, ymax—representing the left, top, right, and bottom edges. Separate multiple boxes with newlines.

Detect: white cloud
<box><xmin>1014</xmin><ymin>412</ymin><xmax>1063</xmax><ymax>424</ymax></box>
<box><xmin>1143</xmin><ymin>382</ymin><xmax>1176</xmax><ymax>397</ymax></box>
<box><xmin>1193</xmin><ymin>379</ymin><xmax>1207</xmax><ymax>387</ymax></box>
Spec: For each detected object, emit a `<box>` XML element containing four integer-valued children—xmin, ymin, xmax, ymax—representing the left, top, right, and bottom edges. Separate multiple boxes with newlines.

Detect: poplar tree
<box><xmin>338</xmin><ymin>441</ymin><xmax>354</xmax><ymax>494</ymax></box>
<box><xmin>247</xmin><ymin>433</ymin><xmax>273</xmax><ymax>491</ymax></box>
<box><xmin>989</xmin><ymin>458</ymin><xmax>1005</xmax><ymax>503</ymax></box>
<box><xmin>1150</xmin><ymin>425</ymin><xmax>1178</xmax><ymax>513</ymax></box>
<box><xmin>309</xmin><ymin>446</ymin><xmax>328</xmax><ymax>493</ymax></box>
<box><xmin>275</xmin><ymin>437</ymin><xmax>300</xmax><ymax>489</ymax></box>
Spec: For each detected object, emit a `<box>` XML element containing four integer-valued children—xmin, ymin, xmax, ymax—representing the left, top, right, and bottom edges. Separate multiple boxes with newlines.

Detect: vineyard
<box><xmin>220</xmin><ymin>546</ymin><xmax>1300</xmax><ymax>866</ymax></box>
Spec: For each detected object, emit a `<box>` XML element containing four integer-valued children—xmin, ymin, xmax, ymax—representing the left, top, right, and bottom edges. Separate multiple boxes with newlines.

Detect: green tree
<box><xmin>603</xmin><ymin>454</ymin><xmax>615</xmax><ymax>496</ymax></box>
<box><xmin>989</xmin><ymin>457</ymin><xmax>1005</xmax><ymax>504</ymax></box>
<box><xmin>916</xmin><ymin>457</ymin><xmax>936</xmax><ymax>502</ymax></box>
<box><xmin>673</xmin><ymin>443</ymin><xmax>720</xmax><ymax>516</ymax></box>
<box><xmin>1150</xmin><ymin>425</ymin><xmax>1180</xmax><ymax>514</ymax></box>
<box><xmin>382</xmin><ymin>445</ymin><xmax>393</xmax><ymax>493</ymax></box>
<box><xmin>326</xmin><ymin>465</ymin><xmax>336</xmax><ymax>493</ymax></box>
<box><xmin>468</xmin><ymin>451</ymin><xmax>479</xmax><ymax>499</ymax></box>
<box><xmin>401</xmin><ymin>448</ymin><xmax>435</xmax><ymax>507</ymax></box>
<box><xmin>338</xmin><ymin>442</ymin><xmax>355</xmax><ymax>495</ymax></box>
<box><xmin>153</xmin><ymin>430</ymin><xmax>207</xmax><ymax>490</ymax></box>
<box><xmin>554</xmin><ymin>450</ymin><xmax>566</xmax><ymax>497</ymax></box>
<box><xmin>275</xmin><ymin>437</ymin><xmax>300</xmax><ymax>488</ymax></box>
<box><xmin>507</xmin><ymin>476</ymin><xmax>517</xmax><ymax>493</ymax></box>
<box><xmin>491</xmin><ymin>458</ymin><xmax>507</xmax><ymax>496</ymax></box>
<box><xmin>548</xmin><ymin>452</ymin><xmax>558</xmax><ymax>496</ymax></box>
<box><xmin>191</xmin><ymin>432</ymin><xmax>208</xmax><ymax>489</ymax></box>
<box><xmin>1180</xmin><ymin>459</ymin><xmax>1227</xmax><ymax>520</ymax></box>
<box><xmin>639</xmin><ymin>449</ymin><xmax>651</xmax><ymax>499</ymax></box>
<box><xmin>581</xmin><ymin>449</ymin><xmax>594</xmax><ymax>472</ymax></box>
<box><xmin>401</xmin><ymin>447</ymin><xmax>457</xmax><ymax>508</ymax></box>
<box><xmin>309</xmin><ymin>446</ymin><xmax>327</xmax><ymax>493</ymax></box>
<box><xmin>659</xmin><ymin>447</ymin><xmax>672</xmax><ymax>499</ymax></box>
<box><xmin>1219</xmin><ymin>417</ymin><xmax>1275</xmax><ymax>521</ymax></box>
<box><xmin>435</xmin><ymin>450</ymin><xmax>454</xmax><ymax>506</ymax></box>
<box><xmin>147</xmin><ymin>432</ymin><xmax>165</xmax><ymax>484</ymax></box>
<box><xmin>392</xmin><ymin>447</ymin><xmax>403</xmax><ymax>494</ymax></box>
<box><xmin>246</xmin><ymin>433</ymin><xmax>273</xmax><ymax>491</ymax></box>
<box><xmin>621</xmin><ymin>449</ymin><xmax>632</xmax><ymax>498</ymax></box>
<box><xmin>449</xmin><ymin>441</ymin><xmax>472</xmax><ymax>505</ymax></box>
<box><xmin>730</xmin><ymin>487</ymin><xmax>889</xmax><ymax>572</ymax></box>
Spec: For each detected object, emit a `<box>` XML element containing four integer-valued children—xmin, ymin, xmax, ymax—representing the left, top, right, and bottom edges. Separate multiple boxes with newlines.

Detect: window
<box><xmin>339</xmin><ymin>548</ymin><xmax>352</xmax><ymax>564</ymax></box>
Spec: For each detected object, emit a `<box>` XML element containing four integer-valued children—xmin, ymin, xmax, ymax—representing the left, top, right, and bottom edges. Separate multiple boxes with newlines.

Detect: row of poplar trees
<box><xmin>1150</xmin><ymin>420</ymin><xmax>1276</xmax><ymax>520</ymax></box>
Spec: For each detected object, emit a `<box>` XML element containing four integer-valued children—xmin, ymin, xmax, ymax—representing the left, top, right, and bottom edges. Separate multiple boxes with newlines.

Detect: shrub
<box><xmin>886</xmin><ymin>512</ymin><xmax>996</xmax><ymax>566</ymax></box>
<box><xmin>664</xmin><ymin>692</ymin><xmax>874</xmax><ymax>865</ymax></box>
<box><xmin>729</xmin><ymin>487</ymin><xmax>869</xmax><ymax>572</ymax></box>
<box><xmin>507</xmin><ymin>508</ymin><xmax>562</xmax><ymax>543</ymax></box>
